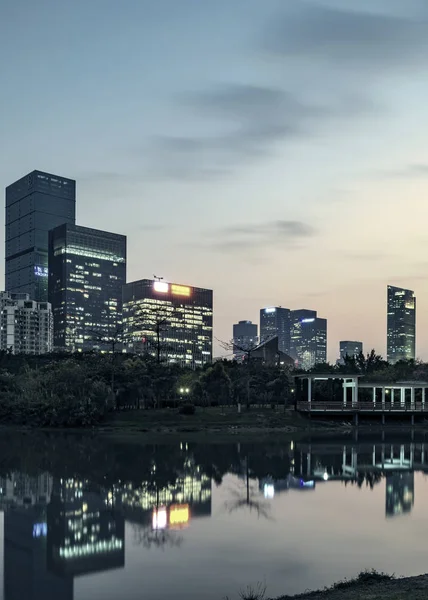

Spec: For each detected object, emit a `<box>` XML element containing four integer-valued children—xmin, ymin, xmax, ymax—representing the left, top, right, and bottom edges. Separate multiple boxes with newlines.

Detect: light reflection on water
<box><xmin>0</xmin><ymin>433</ymin><xmax>428</xmax><ymax>599</ymax></box>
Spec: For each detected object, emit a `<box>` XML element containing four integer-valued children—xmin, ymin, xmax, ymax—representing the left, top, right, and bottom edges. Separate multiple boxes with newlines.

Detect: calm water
<box><xmin>0</xmin><ymin>431</ymin><xmax>428</xmax><ymax>600</ymax></box>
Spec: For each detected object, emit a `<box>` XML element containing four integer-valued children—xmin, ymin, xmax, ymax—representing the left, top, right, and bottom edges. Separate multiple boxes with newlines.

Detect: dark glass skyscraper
<box><xmin>48</xmin><ymin>224</ymin><xmax>126</xmax><ymax>352</ymax></box>
<box><xmin>387</xmin><ymin>285</ymin><xmax>416</xmax><ymax>363</ymax></box>
<box><xmin>122</xmin><ymin>278</ymin><xmax>213</xmax><ymax>367</ymax></box>
<box><xmin>233</xmin><ymin>320</ymin><xmax>258</xmax><ymax>359</ymax></box>
<box><xmin>339</xmin><ymin>340</ymin><xmax>363</xmax><ymax>363</ymax></box>
<box><xmin>5</xmin><ymin>171</ymin><xmax>76</xmax><ymax>302</ymax></box>
<box><xmin>259</xmin><ymin>307</ymin><xmax>291</xmax><ymax>355</ymax></box>
<box><xmin>291</xmin><ymin>309</ymin><xmax>327</xmax><ymax>369</ymax></box>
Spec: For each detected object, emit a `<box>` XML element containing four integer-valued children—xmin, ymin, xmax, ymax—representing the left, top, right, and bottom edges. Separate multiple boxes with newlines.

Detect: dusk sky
<box><xmin>2</xmin><ymin>0</ymin><xmax>428</xmax><ymax>361</ymax></box>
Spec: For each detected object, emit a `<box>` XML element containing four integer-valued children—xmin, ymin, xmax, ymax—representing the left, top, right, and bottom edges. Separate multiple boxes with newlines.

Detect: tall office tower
<box><xmin>291</xmin><ymin>309</ymin><xmax>327</xmax><ymax>369</ymax></box>
<box><xmin>387</xmin><ymin>285</ymin><xmax>416</xmax><ymax>363</ymax></box>
<box><xmin>122</xmin><ymin>278</ymin><xmax>213</xmax><ymax>367</ymax></box>
<box><xmin>259</xmin><ymin>306</ymin><xmax>291</xmax><ymax>355</ymax></box>
<box><xmin>233</xmin><ymin>320</ymin><xmax>258</xmax><ymax>359</ymax></box>
<box><xmin>339</xmin><ymin>340</ymin><xmax>363</xmax><ymax>364</ymax></box>
<box><xmin>5</xmin><ymin>171</ymin><xmax>76</xmax><ymax>302</ymax></box>
<box><xmin>47</xmin><ymin>478</ymin><xmax>124</xmax><ymax>577</ymax></box>
<box><xmin>0</xmin><ymin>291</ymin><xmax>53</xmax><ymax>354</ymax></box>
<box><xmin>48</xmin><ymin>224</ymin><xmax>126</xmax><ymax>352</ymax></box>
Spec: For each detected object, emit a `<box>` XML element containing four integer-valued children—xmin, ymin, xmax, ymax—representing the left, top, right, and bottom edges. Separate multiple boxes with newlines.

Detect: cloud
<box><xmin>264</xmin><ymin>3</ymin><xmax>428</xmax><ymax>70</ymax></box>
<box><xmin>149</xmin><ymin>84</ymin><xmax>376</xmax><ymax>180</ymax></box>
<box><xmin>375</xmin><ymin>164</ymin><xmax>428</xmax><ymax>179</ymax></box>
<box><xmin>203</xmin><ymin>219</ymin><xmax>317</xmax><ymax>253</ymax></box>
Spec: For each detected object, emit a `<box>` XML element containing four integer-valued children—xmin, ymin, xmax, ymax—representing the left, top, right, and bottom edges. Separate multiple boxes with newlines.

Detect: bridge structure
<box><xmin>294</xmin><ymin>374</ymin><xmax>428</xmax><ymax>423</ymax></box>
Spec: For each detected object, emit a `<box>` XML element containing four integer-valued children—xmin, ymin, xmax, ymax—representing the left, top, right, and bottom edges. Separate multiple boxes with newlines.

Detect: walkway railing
<box><xmin>296</xmin><ymin>401</ymin><xmax>428</xmax><ymax>413</ymax></box>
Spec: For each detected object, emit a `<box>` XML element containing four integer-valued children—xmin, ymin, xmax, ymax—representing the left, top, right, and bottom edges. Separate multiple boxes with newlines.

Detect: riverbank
<box><xmin>101</xmin><ymin>407</ymin><xmax>348</xmax><ymax>441</ymax></box>
<box><xmin>101</xmin><ymin>407</ymin><xmax>428</xmax><ymax>440</ymax></box>
<box><xmin>273</xmin><ymin>572</ymin><xmax>428</xmax><ymax>600</ymax></box>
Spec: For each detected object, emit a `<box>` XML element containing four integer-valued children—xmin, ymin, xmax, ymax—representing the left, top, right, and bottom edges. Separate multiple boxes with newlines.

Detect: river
<box><xmin>0</xmin><ymin>431</ymin><xmax>427</xmax><ymax>599</ymax></box>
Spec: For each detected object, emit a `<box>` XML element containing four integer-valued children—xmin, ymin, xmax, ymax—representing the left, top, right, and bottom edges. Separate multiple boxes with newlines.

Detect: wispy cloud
<box><xmin>264</xmin><ymin>3</ymin><xmax>428</xmax><ymax>70</ymax></box>
<box><xmin>202</xmin><ymin>219</ymin><xmax>317</xmax><ymax>253</ymax></box>
<box><xmin>375</xmin><ymin>164</ymin><xmax>428</xmax><ymax>179</ymax></box>
<box><xmin>149</xmin><ymin>84</ymin><xmax>376</xmax><ymax>180</ymax></box>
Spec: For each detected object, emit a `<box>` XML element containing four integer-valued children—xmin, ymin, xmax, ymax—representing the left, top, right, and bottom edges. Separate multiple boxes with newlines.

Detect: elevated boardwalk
<box><xmin>294</xmin><ymin>374</ymin><xmax>428</xmax><ymax>420</ymax></box>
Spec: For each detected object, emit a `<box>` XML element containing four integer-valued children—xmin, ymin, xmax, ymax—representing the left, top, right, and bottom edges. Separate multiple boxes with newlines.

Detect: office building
<box><xmin>260</xmin><ymin>306</ymin><xmax>291</xmax><ymax>355</ymax></box>
<box><xmin>48</xmin><ymin>224</ymin><xmax>126</xmax><ymax>352</ymax></box>
<box><xmin>47</xmin><ymin>478</ymin><xmax>124</xmax><ymax>577</ymax></box>
<box><xmin>339</xmin><ymin>341</ymin><xmax>363</xmax><ymax>363</ymax></box>
<box><xmin>122</xmin><ymin>278</ymin><xmax>213</xmax><ymax>367</ymax></box>
<box><xmin>0</xmin><ymin>292</ymin><xmax>53</xmax><ymax>354</ymax></box>
<box><xmin>5</xmin><ymin>171</ymin><xmax>76</xmax><ymax>302</ymax></box>
<box><xmin>233</xmin><ymin>320</ymin><xmax>258</xmax><ymax>360</ymax></box>
<box><xmin>387</xmin><ymin>285</ymin><xmax>416</xmax><ymax>363</ymax></box>
<box><xmin>291</xmin><ymin>309</ymin><xmax>327</xmax><ymax>369</ymax></box>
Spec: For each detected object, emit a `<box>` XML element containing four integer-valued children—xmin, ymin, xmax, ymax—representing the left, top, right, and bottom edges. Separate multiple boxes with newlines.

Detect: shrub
<box><xmin>179</xmin><ymin>403</ymin><xmax>196</xmax><ymax>415</ymax></box>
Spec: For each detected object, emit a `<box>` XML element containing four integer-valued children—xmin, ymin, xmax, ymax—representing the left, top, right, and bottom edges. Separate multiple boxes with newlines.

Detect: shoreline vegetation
<box><xmin>269</xmin><ymin>571</ymin><xmax>428</xmax><ymax>600</ymax></box>
<box><xmin>227</xmin><ymin>572</ymin><xmax>428</xmax><ymax>600</ymax></box>
<box><xmin>1</xmin><ymin>349</ymin><xmax>428</xmax><ymax>430</ymax></box>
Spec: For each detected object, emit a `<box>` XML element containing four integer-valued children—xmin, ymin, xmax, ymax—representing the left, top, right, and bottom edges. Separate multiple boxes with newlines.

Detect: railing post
<box><xmin>411</xmin><ymin>387</ymin><xmax>415</xmax><ymax>410</ymax></box>
<box><xmin>423</xmin><ymin>387</ymin><xmax>426</xmax><ymax>411</ymax></box>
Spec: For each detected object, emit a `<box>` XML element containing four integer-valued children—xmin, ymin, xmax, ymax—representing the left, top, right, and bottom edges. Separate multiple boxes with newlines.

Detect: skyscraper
<box><xmin>5</xmin><ymin>171</ymin><xmax>76</xmax><ymax>302</ymax></box>
<box><xmin>122</xmin><ymin>278</ymin><xmax>213</xmax><ymax>367</ymax></box>
<box><xmin>291</xmin><ymin>309</ymin><xmax>327</xmax><ymax>369</ymax></box>
<box><xmin>233</xmin><ymin>320</ymin><xmax>258</xmax><ymax>359</ymax></box>
<box><xmin>48</xmin><ymin>224</ymin><xmax>126</xmax><ymax>352</ymax></box>
<box><xmin>0</xmin><ymin>292</ymin><xmax>53</xmax><ymax>354</ymax></box>
<box><xmin>259</xmin><ymin>307</ymin><xmax>291</xmax><ymax>355</ymax></box>
<box><xmin>387</xmin><ymin>285</ymin><xmax>416</xmax><ymax>363</ymax></box>
<box><xmin>339</xmin><ymin>341</ymin><xmax>363</xmax><ymax>364</ymax></box>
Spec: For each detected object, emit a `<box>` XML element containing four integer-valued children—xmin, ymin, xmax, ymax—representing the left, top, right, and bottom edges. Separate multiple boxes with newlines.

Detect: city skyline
<box><xmin>2</xmin><ymin>1</ymin><xmax>428</xmax><ymax>361</ymax></box>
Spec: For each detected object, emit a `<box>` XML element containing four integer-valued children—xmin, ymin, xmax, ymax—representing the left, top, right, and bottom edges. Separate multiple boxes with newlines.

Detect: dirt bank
<box><xmin>274</xmin><ymin>573</ymin><xmax>428</xmax><ymax>600</ymax></box>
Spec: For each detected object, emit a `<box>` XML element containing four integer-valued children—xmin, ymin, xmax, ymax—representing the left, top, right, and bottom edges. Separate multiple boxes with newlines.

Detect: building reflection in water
<box><xmin>385</xmin><ymin>473</ymin><xmax>414</xmax><ymax>518</ymax></box>
<box><xmin>0</xmin><ymin>462</ymin><xmax>212</xmax><ymax>599</ymax></box>
<box><xmin>293</xmin><ymin>439</ymin><xmax>424</xmax><ymax>517</ymax></box>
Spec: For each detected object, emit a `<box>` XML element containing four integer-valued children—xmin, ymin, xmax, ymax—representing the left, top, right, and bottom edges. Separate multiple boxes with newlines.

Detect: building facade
<box><xmin>339</xmin><ymin>340</ymin><xmax>363</xmax><ymax>363</ymax></box>
<box><xmin>0</xmin><ymin>292</ymin><xmax>53</xmax><ymax>354</ymax></box>
<box><xmin>233</xmin><ymin>320</ymin><xmax>258</xmax><ymax>360</ymax></box>
<box><xmin>48</xmin><ymin>224</ymin><xmax>126</xmax><ymax>352</ymax></box>
<box><xmin>5</xmin><ymin>171</ymin><xmax>76</xmax><ymax>302</ymax></box>
<box><xmin>122</xmin><ymin>278</ymin><xmax>213</xmax><ymax>367</ymax></box>
<box><xmin>259</xmin><ymin>306</ymin><xmax>291</xmax><ymax>355</ymax></box>
<box><xmin>291</xmin><ymin>309</ymin><xmax>327</xmax><ymax>369</ymax></box>
<box><xmin>387</xmin><ymin>285</ymin><xmax>416</xmax><ymax>363</ymax></box>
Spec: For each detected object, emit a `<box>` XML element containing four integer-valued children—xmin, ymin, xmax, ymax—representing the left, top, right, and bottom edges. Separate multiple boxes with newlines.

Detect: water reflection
<box><xmin>0</xmin><ymin>432</ymin><xmax>427</xmax><ymax>599</ymax></box>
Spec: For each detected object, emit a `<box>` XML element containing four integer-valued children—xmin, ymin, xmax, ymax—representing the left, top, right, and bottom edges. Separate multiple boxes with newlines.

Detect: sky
<box><xmin>1</xmin><ymin>0</ymin><xmax>428</xmax><ymax>362</ymax></box>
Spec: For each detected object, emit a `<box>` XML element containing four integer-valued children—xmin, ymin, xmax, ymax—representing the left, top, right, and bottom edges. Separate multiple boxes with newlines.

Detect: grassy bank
<box><xmin>271</xmin><ymin>571</ymin><xmax>428</xmax><ymax>600</ymax></box>
<box><xmin>102</xmin><ymin>407</ymin><xmax>342</xmax><ymax>440</ymax></box>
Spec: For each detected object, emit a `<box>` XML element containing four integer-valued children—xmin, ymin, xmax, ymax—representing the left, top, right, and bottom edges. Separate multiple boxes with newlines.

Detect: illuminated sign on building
<box><xmin>33</xmin><ymin>522</ymin><xmax>48</xmax><ymax>538</ymax></box>
<box><xmin>152</xmin><ymin>506</ymin><xmax>167</xmax><ymax>530</ymax></box>
<box><xmin>34</xmin><ymin>266</ymin><xmax>48</xmax><ymax>277</ymax></box>
<box><xmin>264</xmin><ymin>307</ymin><xmax>276</xmax><ymax>313</ymax></box>
<box><xmin>171</xmin><ymin>284</ymin><xmax>191</xmax><ymax>297</ymax></box>
<box><xmin>153</xmin><ymin>281</ymin><xmax>169</xmax><ymax>293</ymax></box>
<box><xmin>169</xmin><ymin>504</ymin><xmax>190</xmax><ymax>527</ymax></box>
<box><xmin>301</xmin><ymin>318</ymin><xmax>315</xmax><ymax>323</ymax></box>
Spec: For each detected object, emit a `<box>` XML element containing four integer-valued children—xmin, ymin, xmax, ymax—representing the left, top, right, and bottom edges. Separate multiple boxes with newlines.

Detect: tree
<box><xmin>199</xmin><ymin>361</ymin><xmax>232</xmax><ymax>405</ymax></box>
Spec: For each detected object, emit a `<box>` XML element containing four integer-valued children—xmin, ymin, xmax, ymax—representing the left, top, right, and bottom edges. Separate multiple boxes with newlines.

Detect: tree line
<box><xmin>0</xmin><ymin>348</ymin><xmax>425</xmax><ymax>427</ymax></box>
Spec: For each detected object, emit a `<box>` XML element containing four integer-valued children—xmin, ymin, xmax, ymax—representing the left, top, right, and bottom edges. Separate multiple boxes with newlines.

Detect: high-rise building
<box><xmin>122</xmin><ymin>278</ymin><xmax>213</xmax><ymax>367</ymax></box>
<box><xmin>291</xmin><ymin>309</ymin><xmax>327</xmax><ymax>369</ymax></box>
<box><xmin>259</xmin><ymin>307</ymin><xmax>291</xmax><ymax>355</ymax></box>
<box><xmin>339</xmin><ymin>341</ymin><xmax>363</xmax><ymax>363</ymax></box>
<box><xmin>387</xmin><ymin>285</ymin><xmax>416</xmax><ymax>363</ymax></box>
<box><xmin>5</xmin><ymin>171</ymin><xmax>76</xmax><ymax>302</ymax></box>
<box><xmin>48</xmin><ymin>224</ymin><xmax>126</xmax><ymax>352</ymax></box>
<box><xmin>233</xmin><ymin>320</ymin><xmax>258</xmax><ymax>359</ymax></box>
<box><xmin>0</xmin><ymin>291</ymin><xmax>53</xmax><ymax>354</ymax></box>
